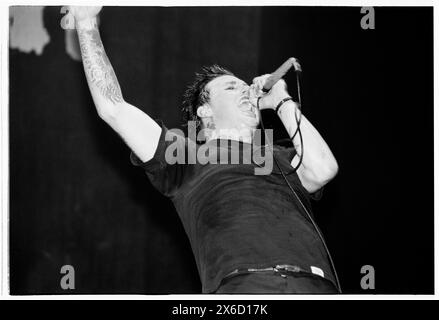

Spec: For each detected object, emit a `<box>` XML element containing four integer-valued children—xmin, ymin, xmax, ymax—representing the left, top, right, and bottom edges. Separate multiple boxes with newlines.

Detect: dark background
<box><xmin>9</xmin><ymin>6</ymin><xmax>433</xmax><ymax>294</ymax></box>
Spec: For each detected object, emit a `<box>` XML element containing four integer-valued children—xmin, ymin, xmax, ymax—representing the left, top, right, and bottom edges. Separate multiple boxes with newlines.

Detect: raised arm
<box><xmin>254</xmin><ymin>76</ymin><xmax>338</xmax><ymax>194</ymax></box>
<box><xmin>276</xmin><ymin>98</ymin><xmax>338</xmax><ymax>193</ymax></box>
<box><xmin>70</xmin><ymin>6</ymin><xmax>161</xmax><ymax>162</ymax></box>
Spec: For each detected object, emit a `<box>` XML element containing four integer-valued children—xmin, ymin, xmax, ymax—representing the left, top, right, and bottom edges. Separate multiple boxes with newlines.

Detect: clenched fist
<box><xmin>68</xmin><ymin>6</ymin><xmax>102</xmax><ymax>22</ymax></box>
<box><xmin>251</xmin><ymin>74</ymin><xmax>291</xmax><ymax>111</ymax></box>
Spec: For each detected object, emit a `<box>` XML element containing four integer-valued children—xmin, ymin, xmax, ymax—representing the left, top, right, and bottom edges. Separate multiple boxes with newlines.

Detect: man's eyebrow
<box><xmin>224</xmin><ymin>80</ymin><xmax>248</xmax><ymax>87</ymax></box>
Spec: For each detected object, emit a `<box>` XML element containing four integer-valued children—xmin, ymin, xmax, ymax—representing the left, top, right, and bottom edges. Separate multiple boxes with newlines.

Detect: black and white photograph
<box><xmin>2</xmin><ymin>2</ymin><xmax>435</xmax><ymax>297</ymax></box>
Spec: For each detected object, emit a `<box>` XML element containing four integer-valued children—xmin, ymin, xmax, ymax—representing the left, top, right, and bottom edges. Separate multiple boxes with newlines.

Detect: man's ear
<box><xmin>196</xmin><ymin>105</ymin><xmax>213</xmax><ymax>118</ymax></box>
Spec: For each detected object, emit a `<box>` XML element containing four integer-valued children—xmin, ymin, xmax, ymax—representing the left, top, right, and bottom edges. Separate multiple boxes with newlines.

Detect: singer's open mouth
<box><xmin>240</xmin><ymin>107</ymin><xmax>256</xmax><ymax>118</ymax></box>
<box><xmin>240</xmin><ymin>96</ymin><xmax>250</xmax><ymax>103</ymax></box>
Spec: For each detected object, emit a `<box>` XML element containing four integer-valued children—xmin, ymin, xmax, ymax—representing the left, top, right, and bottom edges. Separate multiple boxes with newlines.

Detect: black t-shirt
<box><xmin>131</xmin><ymin>122</ymin><xmax>336</xmax><ymax>293</ymax></box>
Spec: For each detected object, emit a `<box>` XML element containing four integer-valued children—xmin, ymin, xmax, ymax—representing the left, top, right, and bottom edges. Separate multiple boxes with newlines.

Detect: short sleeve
<box><xmin>130</xmin><ymin>120</ymin><xmax>188</xmax><ymax>198</ymax></box>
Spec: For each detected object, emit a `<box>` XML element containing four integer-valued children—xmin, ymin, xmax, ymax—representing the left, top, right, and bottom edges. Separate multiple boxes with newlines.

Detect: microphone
<box><xmin>262</xmin><ymin>57</ymin><xmax>302</xmax><ymax>93</ymax></box>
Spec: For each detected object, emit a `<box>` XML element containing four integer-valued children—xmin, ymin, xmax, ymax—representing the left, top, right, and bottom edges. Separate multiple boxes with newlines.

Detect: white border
<box><xmin>434</xmin><ymin>0</ymin><xmax>438</xmax><ymax>299</ymax></box>
<box><xmin>1</xmin><ymin>1</ymin><xmax>10</xmax><ymax>297</ymax></box>
<box><xmin>1</xmin><ymin>0</ymin><xmax>437</xmax><ymax>300</ymax></box>
<box><xmin>0</xmin><ymin>1</ymin><xmax>437</xmax><ymax>6</ymax></box>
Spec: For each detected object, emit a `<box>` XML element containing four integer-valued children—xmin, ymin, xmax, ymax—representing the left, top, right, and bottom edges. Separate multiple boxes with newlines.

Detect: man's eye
<box><xmin>226</xmin><ymin>87</ymin><xmax>235</xmax><ymax>90</ymax></box>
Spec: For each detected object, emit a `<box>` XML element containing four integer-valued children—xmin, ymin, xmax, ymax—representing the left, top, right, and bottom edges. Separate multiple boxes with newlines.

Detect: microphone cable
<box><xmin>258</xmin><ymin>68</ymin><xmax>342</xmax><ymax>293</ymax></box>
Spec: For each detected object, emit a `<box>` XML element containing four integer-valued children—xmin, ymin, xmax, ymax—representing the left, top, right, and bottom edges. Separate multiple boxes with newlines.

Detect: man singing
<box><xmin>70</xmin><ymin>6</ymin><xmax>340</xmax><ymax>294</ymax></box>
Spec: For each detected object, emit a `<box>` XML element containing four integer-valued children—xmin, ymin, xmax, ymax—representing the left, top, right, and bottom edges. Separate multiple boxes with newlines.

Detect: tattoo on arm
<box><xmin>77</xmin><ymin>22</ymin><xmax>123</xmax><ymax>104</ymax></box>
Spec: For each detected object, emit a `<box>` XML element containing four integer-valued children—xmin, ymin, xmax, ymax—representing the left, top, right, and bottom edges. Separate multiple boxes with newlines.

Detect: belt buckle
<box><xmin>275</xmin><ymin>264</ymin><xmax>301</xmax><ymax>273</ymax></box>
<box><xmin>273</xmin><ymin>265</ymin><xmax>287</xmax><ymax>278</ymax></box>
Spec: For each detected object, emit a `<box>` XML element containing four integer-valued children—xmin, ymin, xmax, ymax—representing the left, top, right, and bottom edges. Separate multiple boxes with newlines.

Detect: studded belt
<box><xmin>223</xmin><ymin>264</ymin><xmax>305</xmax><ymax>280</ymax></box>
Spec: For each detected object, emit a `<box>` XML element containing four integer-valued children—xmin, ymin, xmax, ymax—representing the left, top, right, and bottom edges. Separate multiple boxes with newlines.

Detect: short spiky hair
<box><xmin>182</xmin><ymin>65</ymin><xmax>234</xmax><ymax>137</ymax></box>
